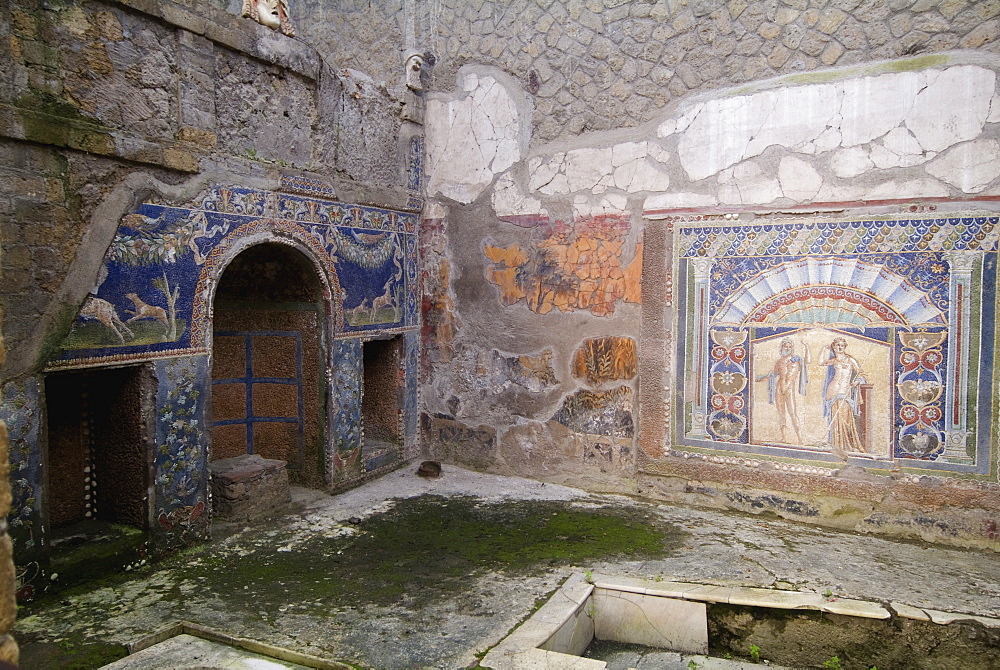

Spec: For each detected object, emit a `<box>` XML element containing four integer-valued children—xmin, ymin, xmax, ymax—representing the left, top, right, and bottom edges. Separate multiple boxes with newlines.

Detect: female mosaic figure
<box><xmin>817</xmin><ymin>337</ymin><xmax>866</xmax><ymax>457</ymax></box>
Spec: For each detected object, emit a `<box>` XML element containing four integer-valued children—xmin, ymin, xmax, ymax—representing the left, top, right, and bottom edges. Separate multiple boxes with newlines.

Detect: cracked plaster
<box><xmin>493</xmin><ymin>60</ymin><xmax>1000</xmax><ymax>212</ymax></box>
<box><xmin>925</xmin><ymin>139</ymin><xmax>1000</xmax><ymax>194</ymax></box>
<box><xmin>425</xmin><ymin>68</ymin><xmax>529</xmax><ymax>204</ymax></box>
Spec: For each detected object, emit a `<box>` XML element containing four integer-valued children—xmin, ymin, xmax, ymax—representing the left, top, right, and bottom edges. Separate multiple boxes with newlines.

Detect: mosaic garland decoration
<box><xmin>676</xmin><ymin>216</ymin><xmax>997</xmax><ymax>474</ymax></box>
<box><xmin>47</xmin><ymin>187</ymin><xmax>420</xmax><ymax>370</ymax></box>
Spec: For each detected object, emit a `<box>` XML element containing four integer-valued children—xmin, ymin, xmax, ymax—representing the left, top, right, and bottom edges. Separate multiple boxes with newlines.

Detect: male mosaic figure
<box><xmin>756</xmin><ymin>337</ymin><xmax>809</xmax><ymax>444</ymax></box>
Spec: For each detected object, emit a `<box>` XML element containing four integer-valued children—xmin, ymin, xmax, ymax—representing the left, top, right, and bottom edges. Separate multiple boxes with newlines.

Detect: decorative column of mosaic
<box><xmin>673</xmin><ymin>216</ymin><xmax>997</xmax><ymax>475</ymax></box>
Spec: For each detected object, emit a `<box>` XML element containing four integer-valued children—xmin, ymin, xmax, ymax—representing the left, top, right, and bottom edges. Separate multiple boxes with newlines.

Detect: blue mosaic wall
<box><xmin>6</xmin><ymin>184</ymin><xmax>420</xmax><ymax>593</ymax></box>
<box><xmin>47</xmin><ymin>185</ymin><xmax>419</xmax><ymax>369</ymax></box>
<box><xmin>151</xmin><ymin>356</ymin><xmax>211</xmax><ymax>551</ymax></box>
<box><xmin>675</xmin><ymin>216</ymin><xmax>998</xmax><ymax>474</ymax></box>
<box><xmin>1</xmin><ymin>378</ymin><xmax>44</xmax><ymax>600</ymax></box>
<box><xmin>330</xmin><ymin>337</ymin><xmax>363</xmax><ymax>481</ymax></box>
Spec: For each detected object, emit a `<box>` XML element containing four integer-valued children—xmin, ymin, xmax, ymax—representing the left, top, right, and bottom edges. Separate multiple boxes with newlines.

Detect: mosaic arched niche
<box><xmin>677</xmin><ymin>218</ymin><xmax>997</xmax><ymax>473</ymax></box>
<box><xmin>190</xmin><ymin>219</ymin><xmax>343</xmax><ymax>349</ymax></box>
<box><xmin>713</xmin><ymin>257</ymin><xmax>946</xmax><ymax>328</ymax></box>
<box><xmin>201</xmin><ymin>228</ymin><xmax>341</xmax><ymax>489</ymax></box>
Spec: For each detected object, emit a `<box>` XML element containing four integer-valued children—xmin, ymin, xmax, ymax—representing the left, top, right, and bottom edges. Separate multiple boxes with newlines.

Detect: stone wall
<box><xmin>1</xmin><ymin>0</ymin><xmax>408</xmax><ymax>382</ymax></box>
<box><xmin>411</xmin><ymin>0</ymin><xmax>1000</xmax><ymax>547</ymax></box>
<box><xmin>2</xmin><ymin>0</ymin><xmax>420</xmax><ymax>600</ymax></box>
<box><xmin>294</xmin><ymin>0</ymin><xmax>1000</xmax><ymax>143</ymax></box>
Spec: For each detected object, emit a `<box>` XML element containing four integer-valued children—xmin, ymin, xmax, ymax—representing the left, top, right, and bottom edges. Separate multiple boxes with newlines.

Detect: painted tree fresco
<box><xmin>676</xmin><ymin>216</ymin><xmax>997</xmax><ymax>474</ymax></box>
<box><xmin>484</xmin><ymin>214</ymin><xmax>642</xmax><ymax>317</ymax></box>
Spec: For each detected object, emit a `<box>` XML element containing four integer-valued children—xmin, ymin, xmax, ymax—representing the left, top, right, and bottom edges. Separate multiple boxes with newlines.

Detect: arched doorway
<box><xmin>210</xmin><ymin>243</ymin><xmax>327</xmax><ymax>488</ymax></box>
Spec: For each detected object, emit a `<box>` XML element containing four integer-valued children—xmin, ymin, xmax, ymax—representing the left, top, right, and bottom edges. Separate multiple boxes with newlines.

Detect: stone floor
<box><xmin>13</xmin><ymin>464</ymin><xmax>1000</xmax><ymax>669</ymax></box>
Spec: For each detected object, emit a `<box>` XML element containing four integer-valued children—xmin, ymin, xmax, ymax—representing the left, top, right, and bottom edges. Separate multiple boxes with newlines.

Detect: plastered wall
<box><xmin>418</xmin><ymin>47</ymin><xmax>1000</xmax><ymax>547</ymax></box>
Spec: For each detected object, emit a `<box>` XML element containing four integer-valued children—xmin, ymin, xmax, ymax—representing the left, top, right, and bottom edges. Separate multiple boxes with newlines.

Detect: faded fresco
<box><xmin>484</xmin><ymin>213</ymin><xmax>642</xmax><ymax>316</ymax></box>
<box><xmin>572</xmin><ymin>336</ymin><xmax>638</xmax><ymax>385</ymax></box>
<box><xmin>677</xmin><ymin>216</ymin><xmax>997</xmax><ymax>474</ymax></box>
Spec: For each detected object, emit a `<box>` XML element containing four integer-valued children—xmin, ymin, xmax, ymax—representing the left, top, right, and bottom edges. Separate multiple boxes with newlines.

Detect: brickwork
<box><xmin>296</xmin><ymin>0</ymin><xmax>1000</xmax><ymax>143</ymax></box>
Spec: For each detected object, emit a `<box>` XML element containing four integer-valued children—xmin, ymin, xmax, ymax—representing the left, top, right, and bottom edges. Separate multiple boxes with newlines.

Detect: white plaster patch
<box><xmin>925</xmin><ymin>139</ymin><xmax>1000</xmax><ymax>194</ymax></box>
<box><xmin>643</xmin><ymin>192</ymin><xmax>719</xmax><ymax>211</ymax></box>
<box><xmin>423</xmin><ymin>200</ymin><xmax>448</xmax><ymax>219</ymax></box>
<box><xmin>830</xmin><ymin>146</ymin><xmax>874</xmax><ymax>179</ymax></box>
<box><xmin>573</xmin><ymin>193</ymin><xmax>629</xmax><ymax>218</ymax></box>
<box><xmin>530</xmin><ymin>142</ymin><xmax>671</xmax><ymax>195</ymax></box>
<box><xmin>528</xmin><ymin>153</ymin><xmax>569</xmax><ymax>194</ymax></box>
<box><xmin>906</xmin><ymin>65</ymin><xmax>995</xmax><ymax>153</ymax></box>
<box><xmin>611</xmin><ymin>142</ymin><xmax>671</xmax><ymax>192</ymax></box>
<box><xmin>611</xmin><ymin>141</ymin><xmax>648</xmax><ymax>167</ymax></box>
<box><xmin>492</xmin><ymin>173</ymin><xmax>548</xmax><ymax>218</ymax></box>
<box><xmin>425</xmin><ymin>71</ymin><xmax>525</xmax><ymax>204</ymax></box>
<box><xmin>678</xmin><ymin>84</ymin><xmax>838</xmax><ymax>181</ymax></box>
<box><xmin>869</xmin><ymin>126</ymin><xmax>934</xmax><ymax>169</ymax></box>
<box><xmin>795</xmin><ymin>126</ymin><xmax>842</xmax><ymax>155</ymax></box>
<box><xmin>839</xmin><ymin>71</ymin><xmax>923</xmax><ymax>147</ymax></box>
<box><xmin>718</xmin><ymin>161</ymin><xmax>783</xmax><ymax>205</ymax></box>
<box><xmin>658</xmin><ymin>103</ymin><xmax>703</xmax><ymax>138</ymax></box>
<box><xmin>674</xmin><ymin>64</ymin><xmax>995</xmax><ymax>183</ymax></box>
<box><xmin>814</xmin><ymin>181</ymin><xmax>865</xmax><ymax>203</ymax></box>
<box><xmin>989</xmin><ymin>89</ymin><xmax>1000</xmax><ymax>124</ymax></box>
<box><xmin>778</xmin><ymin>156</ymin><xmax>823</xmax><ymax>201</ymax></box>
<box><xmin>565</xmin><ymin>147</ymin><xmax>614</xmax><ymax>192</ymax></box>
<box><xmin>864</xmin><ymin>177</ymin><xmax>950</xmax><ymax>201</ymax></box>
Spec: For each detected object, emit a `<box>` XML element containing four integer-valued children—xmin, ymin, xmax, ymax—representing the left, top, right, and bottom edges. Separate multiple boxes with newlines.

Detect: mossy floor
<box><xmin>16</xmin><ymin>493</ymin><xmax>684</xmax><ymax>669</ymax></box>
<box><xmin>14</xmin><ymin>466</ymin><xmax>1000</xmax><ymax>670</ymax></box>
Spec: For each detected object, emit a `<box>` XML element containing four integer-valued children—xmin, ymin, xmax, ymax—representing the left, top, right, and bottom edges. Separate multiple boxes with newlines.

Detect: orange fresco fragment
<box><xmin>483</xmin><ymin>215</ymin><xmax>643</xmax><ymax>317</ymax></box>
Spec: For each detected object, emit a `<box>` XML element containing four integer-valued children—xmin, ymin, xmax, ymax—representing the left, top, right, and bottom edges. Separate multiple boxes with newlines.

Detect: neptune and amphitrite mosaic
<box><xmin>676</xmin><ymin>216</ymin><xmax>997</xmax><ymax>474</ymax></box>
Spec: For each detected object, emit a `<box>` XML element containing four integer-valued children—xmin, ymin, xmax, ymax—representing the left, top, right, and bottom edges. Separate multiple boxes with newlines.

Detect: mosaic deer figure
<box><xmin>370</xmin><ymin>279</ymin><xmax>398</xmax><ymax>322</ymax></box>
<box><xmin>125</xmin><ymin>293</ymin><xmax>169</xmax><ymax>328</ymax></box>
<box><xmin>80</xmin><ymin>296</ymin><xmax>133</xmax><ymax>344</ymax></box>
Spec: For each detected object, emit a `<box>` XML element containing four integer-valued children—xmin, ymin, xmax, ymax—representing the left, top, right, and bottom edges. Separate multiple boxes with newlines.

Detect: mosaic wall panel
<box><xmin>151</xmin><ymin>356</ymin><xmax>211</xmax><ymax>551</ymax></box>
<box><xmin>675</xmin><ymin>216</ymin><xmax>998</xmax><ymax>474</ymax></box>
<box><xmin>47</xmin><ymin>186</ymin><xmax>419</xmax><ymax>370</ymax></box>
<box><xmin>404</xmin><ymin>330</ymin><xmax>420</xmax><ymax>459</ymax></box>
<box><xmin>0</xmin><ymin>378</ymin><xmax>44</xmax><ymax>599</ymax></box>
<box><xmin>330</xmin><ymin>338</ymin><xmax>363</xmax><ymax>479</ymax></box>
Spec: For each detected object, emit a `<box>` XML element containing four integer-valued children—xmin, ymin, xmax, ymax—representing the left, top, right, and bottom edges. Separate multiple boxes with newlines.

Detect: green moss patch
<box><xmin>18</xmin><ymin>495</ymin><xmax>684</xmax><ymax>669</ymax></box>
<box><xmin>15</xmin><ymin>638</ymin><xmax>128</xmax><ymax>670</ymax></box>
<box><xmin>182</xmin><ymin>495</ymin><xmax>681</xmax><ymax>611</ymax></box>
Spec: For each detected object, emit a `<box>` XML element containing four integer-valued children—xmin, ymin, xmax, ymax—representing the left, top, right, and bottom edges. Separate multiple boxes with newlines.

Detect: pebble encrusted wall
<box><xmin>295</xmin><ymin>0</ymin><xmax>1000</xmax><ymax>143</ymax></box>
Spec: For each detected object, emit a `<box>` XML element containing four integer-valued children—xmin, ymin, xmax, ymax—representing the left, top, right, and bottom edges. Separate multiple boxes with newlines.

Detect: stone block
<box><xmin>161</xmin><ymin>4</ymin><xmax>206</xmax><ymax>35</ymax></box>
<box><xmin>593</xmin><ymin>589</ymin><xmax>708</xmax><ymax>654</ymax></box>
<box><xmin>210</xmin><ymin>454</ymin><xmax>290</xmax><ymax>522</ymax></box>
<box><xmin>162</xmin><ymin>147</ymin><xmax>199</xmax><ymax>172</ymax></box>
<box><xmin>177</xmin><ymin>127</ymin><xmax>218</xmax><ymax>149</ymax></box>
<box><xmin>0</xmin><ymin>635</ymin><xmax>18</xmax><ymax>666</ymax></box>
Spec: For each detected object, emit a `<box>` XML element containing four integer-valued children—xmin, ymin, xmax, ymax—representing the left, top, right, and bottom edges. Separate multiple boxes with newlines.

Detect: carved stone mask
<box><xmin>255</xmin><ymin>0</ymin><xmax>282</xmax><ymax>29</ymax></box>
<box><xmin>405</xmin><ymin>52</ymin><xmax>424</xmax><ymax>90</ymax></box>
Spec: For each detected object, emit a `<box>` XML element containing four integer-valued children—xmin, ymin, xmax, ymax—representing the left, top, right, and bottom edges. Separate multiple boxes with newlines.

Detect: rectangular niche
<box><xmin>45</xmin><ymin>365</ymin><xmax>153</xmax><ymax>533</ymax></box>
<box><xmin>674</xmin><ymin>216</ymin><xmax>998</xmax><ymax>474</ymax></box>
<box><xmin>362</xmin><ymin>336</ymin><xmax>403</xmax><ymax>455</ymax></box>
